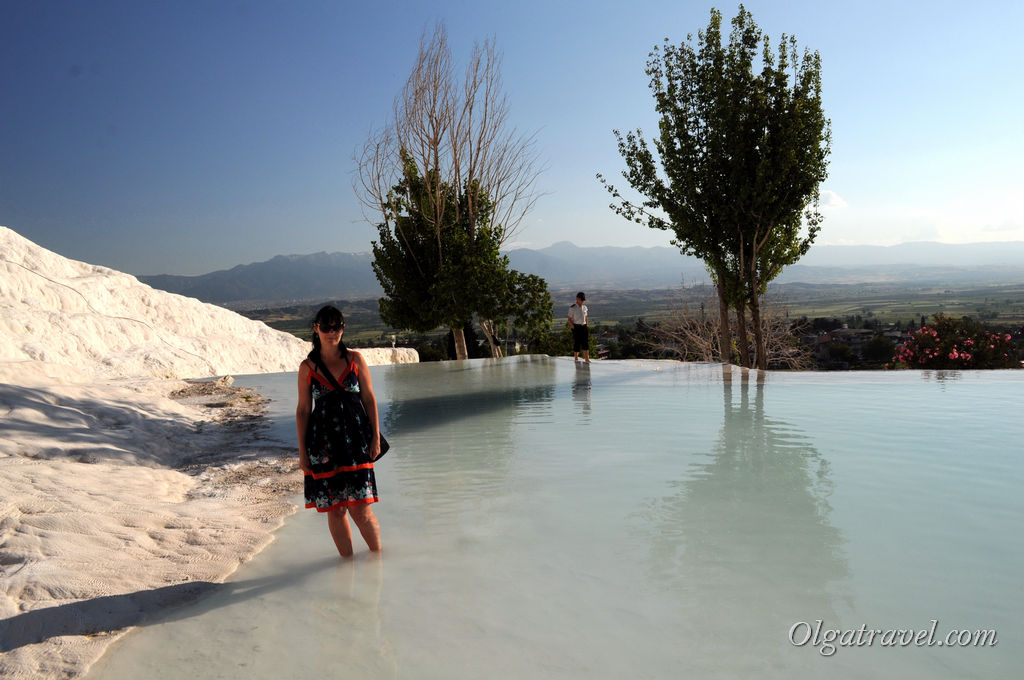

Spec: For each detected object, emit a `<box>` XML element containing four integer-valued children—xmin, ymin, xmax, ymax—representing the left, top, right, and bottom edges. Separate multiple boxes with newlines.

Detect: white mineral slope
<box><xmin>0</xmin><ymin>225</ymin><xmax>416</xmax><ymax>385</ymax></box>
<box><xmin>0</xmin><ymin>225</ymin><xmax>417</xmax><ymax>679</ymax></box>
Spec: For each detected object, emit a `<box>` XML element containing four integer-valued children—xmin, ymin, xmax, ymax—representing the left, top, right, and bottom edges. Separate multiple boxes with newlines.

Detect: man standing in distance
<box><xmin>568</xmin><ymin>292</ymin><xmax>590</xmax><ymax>363</ymax></box>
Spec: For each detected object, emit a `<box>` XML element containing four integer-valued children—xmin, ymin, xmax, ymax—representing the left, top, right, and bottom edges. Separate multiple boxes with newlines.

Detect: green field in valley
<box><xmin>242</xmin><ymin>281</ymin><xmax>1024</xmax><ymax>344</ymax></box>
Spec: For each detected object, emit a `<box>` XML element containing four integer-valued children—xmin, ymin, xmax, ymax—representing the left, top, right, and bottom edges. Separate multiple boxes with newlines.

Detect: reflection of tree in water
<box><xmin>642</xmin><ymin>367</ymin><xmax>848</xmax><ymax>675</ymax></box>
<box><xmin>379</xmin><ymin>357</ymin><xmax>556</xmax><ymax>517</ymax></box>
<box><xmin>381</xmin><ymin>359</ymin><xmax>556</xmax><ymax>436</ymax></box>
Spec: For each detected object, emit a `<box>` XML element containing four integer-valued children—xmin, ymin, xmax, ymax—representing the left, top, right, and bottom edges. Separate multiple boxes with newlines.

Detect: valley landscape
<box><xmin>137</xmin><ymin>242</ymin><xmax>1024</xmax><ymax>343</ymax></box>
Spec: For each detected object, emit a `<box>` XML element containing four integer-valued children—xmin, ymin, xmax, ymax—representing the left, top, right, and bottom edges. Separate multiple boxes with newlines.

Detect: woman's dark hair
<box><xmin>310</xmin><ymin>305</ymin><xmax>348</xmax><ymax>361</ymax></box>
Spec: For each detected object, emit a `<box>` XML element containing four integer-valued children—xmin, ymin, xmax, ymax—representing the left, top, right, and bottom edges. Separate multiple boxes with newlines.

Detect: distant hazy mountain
<box><xmin>139</xmin><ymin>251</ymin><xmax>381</xmax><ymax>304</ymax></box>
<box><xmin>506</xmin><ymin>241</ymin><xmax>710</xmax><ymax>288</ymax></box>
<box><xmin>139</xmin><ymin>241</ymin><xmax>1024</xmax><ymax>306</ymax></box>
<box><xmin>777</xmin><ymin>241</ymin><xmax>1024</xmax><ymax>284</ymax></box>
<box><xmin>798</xmin><ymin>241</ymin><xmax>1024</xmax><ymax>267</ymax></box>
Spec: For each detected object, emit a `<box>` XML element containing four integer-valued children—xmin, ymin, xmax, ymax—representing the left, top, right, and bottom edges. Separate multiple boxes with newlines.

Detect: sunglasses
<box><xmin>317</xmin><ymin>322</ymin><xmax>345</xmax><ymax>333</ymax></box>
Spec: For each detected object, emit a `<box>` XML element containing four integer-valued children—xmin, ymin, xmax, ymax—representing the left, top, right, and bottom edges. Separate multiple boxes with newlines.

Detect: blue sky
<box><xmin>3</xmin><ymin>0</ymin><xmax>1022</xmax><ymax>275</ymax></box>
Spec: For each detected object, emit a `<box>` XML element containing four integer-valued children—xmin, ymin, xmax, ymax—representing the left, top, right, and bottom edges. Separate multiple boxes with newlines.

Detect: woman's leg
<box><xmin>348</xmin><ymin>504</ymin><xmax>382</xmax><ymax>552</ymax></box>
<box><xmin>326</xmin><ymin>506</ymin><xmax>354</xmax><ymax>557</ymax></box>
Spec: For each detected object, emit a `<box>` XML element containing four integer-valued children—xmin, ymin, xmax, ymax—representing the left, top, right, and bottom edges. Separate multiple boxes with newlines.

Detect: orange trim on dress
<box><xmin>306</xmin><ymin>356</ymin><xmax>358</xmax><ymax>390</ymax></box>
<box><xmin>305</xmin><ymin>462</ymin><xmax>375</xmax><ymax>479</ymax></box>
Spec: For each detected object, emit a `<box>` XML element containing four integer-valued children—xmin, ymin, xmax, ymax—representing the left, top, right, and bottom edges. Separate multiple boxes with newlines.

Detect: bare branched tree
<box><xmin>356</xmin><ymin>24</ymin><xmax>546</xmax><ymax>360</ymax></box>
<box><xmin>644</xmin><ymin>290</ymin><xmax>813</xmax><ymax>370</ymax></box>
<box><xmin>357</xmin><ymin>23</ymin><xmax>543</xmax><ymax>247</ymax></box>
<box><xmin>642</xmin><ymin>293</ymin><xmax>723</xmax><ymax>363</ymax></box>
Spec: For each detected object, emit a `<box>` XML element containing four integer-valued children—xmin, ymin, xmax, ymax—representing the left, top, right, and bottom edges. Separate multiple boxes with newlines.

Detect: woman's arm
<box><xmin>295</xmin><ymin>361</ymin><xmax>312</xmax><ymax>473</ymax></box>
<box><xmin>353</xmin><ymin>351</ymin><xmax>382</xmax><ymax>460</ymax></box>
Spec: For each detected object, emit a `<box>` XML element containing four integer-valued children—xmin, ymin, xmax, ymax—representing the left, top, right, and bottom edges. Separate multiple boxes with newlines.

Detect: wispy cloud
<box><xmin>502</xmin><ymin>240</ymin><xmax>535</xmax><ymax>250</ymax></box>
<box><xmin>981</xmin><ymin>220</ymin><xmax>1023</xmax><ymax>234</ymax></box>
<box><xmin>819</xmin><ymin>190</ymin><xmax>848</xmax><ymax>210</ymax></box>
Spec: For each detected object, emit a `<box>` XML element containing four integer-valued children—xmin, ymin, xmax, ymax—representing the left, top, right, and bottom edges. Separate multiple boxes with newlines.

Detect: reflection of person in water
<box><xmin>572</xmin><ymin>363</ymin><xmax>592</xmax><ymax>417</ymax></box>
<box><xmin>313</xmin><ymin>555</ymin><xmax>396</xmax><ymax>676</ymax></box>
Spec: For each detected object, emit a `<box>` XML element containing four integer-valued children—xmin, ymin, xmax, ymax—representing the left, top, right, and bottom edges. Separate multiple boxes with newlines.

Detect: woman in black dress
<box><xmin>296</xmin><ymin>305</ymin><xmax>383</xmax><ymax>557</ymax></box>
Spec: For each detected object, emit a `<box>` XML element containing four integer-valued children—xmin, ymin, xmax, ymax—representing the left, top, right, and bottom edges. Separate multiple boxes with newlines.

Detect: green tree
<box><xmin>600</xmin><ymin>5</ymin><xmax>830</xmax><ymax>369</ymax></box>
<box><xmin>358</xmin><ymin>24</ymin><xmax>544</xmax><ymax>359</ymax></box>
<box><xmin>827</xmin><ymin>341</ymin><xmax>852</xmax><ymax>364</ymax></box>
<box><xmin>371</xmin><ymin>160</ymin><xmax>448</xmax><ymax>336</ymax></box>
<box><xmin>477</xmin><ymin>271</ymin><xmax>553</xmax><ymax>357</ymax></box>
<box><xmin>862</xmin><ymin>335</ymin><xmax>896</xmax><ymax>363</ymax></box>
<box><xmin>371</xmin><ymin>159</ymin><xmax>552</xmax><ymax>357</ymax></box>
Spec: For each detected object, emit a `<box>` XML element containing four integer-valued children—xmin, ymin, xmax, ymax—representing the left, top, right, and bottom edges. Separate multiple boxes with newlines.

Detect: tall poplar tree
<box><xmin>600</xmin><ymin>5</ymin><xmax>830</xmax><ymax>368</ymax></box>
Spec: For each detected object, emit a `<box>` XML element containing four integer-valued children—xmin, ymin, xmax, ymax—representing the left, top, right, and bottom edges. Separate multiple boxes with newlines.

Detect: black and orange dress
<box><xmin>303</xmin><ymin>354</ymin><xmax>379</xmax><ymax>512</ymax></box>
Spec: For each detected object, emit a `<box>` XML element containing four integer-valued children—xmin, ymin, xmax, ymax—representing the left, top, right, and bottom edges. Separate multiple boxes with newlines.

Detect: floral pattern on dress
<box><xmin>303</xmin><ymin>357</ymin><xmax>379</xmax><ymax>511</ymax></box>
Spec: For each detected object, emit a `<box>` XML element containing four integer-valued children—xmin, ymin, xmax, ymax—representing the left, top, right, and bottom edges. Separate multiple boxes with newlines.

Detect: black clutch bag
<box><xmin>375</xmin><ymin>435</ymin><xmax>390</xmax><ymax>461</ymax></box>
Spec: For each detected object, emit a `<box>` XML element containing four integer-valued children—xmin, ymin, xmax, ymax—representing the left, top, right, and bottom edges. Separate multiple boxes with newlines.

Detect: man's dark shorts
<box><xmin>572</xmin><ymin>324</ymin><xmax>589</xmax><ymax>352</ymax></box>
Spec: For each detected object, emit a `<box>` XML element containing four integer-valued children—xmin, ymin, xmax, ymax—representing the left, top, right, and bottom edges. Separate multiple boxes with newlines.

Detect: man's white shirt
<box><xmin>569</xmin><ymin>303</ymin><xmax>588</xmax><ymax>325</ymax></box>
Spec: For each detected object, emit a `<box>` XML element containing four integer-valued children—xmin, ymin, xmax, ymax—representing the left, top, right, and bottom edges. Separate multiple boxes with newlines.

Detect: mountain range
<box><xmin>138</xmin><ymin>241</ymin><xmax>1024</xmax><ymax>307</ymax></box>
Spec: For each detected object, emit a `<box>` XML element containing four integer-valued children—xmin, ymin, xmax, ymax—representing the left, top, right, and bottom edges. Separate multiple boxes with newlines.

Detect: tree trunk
<box><xmin>748</xmin><ymin>290</ymin><xmax>767</xmax><ymax>370</ymax></box>
<box><xmin>714</xmin><ymin>274</ymin><xmax>733</xmax><ymax>365</ymax></box>
<box><xmin>451</xmin><ymin>326</ymin><xmax>469</xmax><ymax>360</ymax></box>
<box><xmin>746</xmin><ymin>255</ymin><xmax>768</xmax><ymax>370</ymax></box>
<box><xmin>479</xmin><ymin>320</ymin><xmax>503</xmax><ymax>358</ymax></box>
<box><xmin>735</xmin><ymin>303</ymin><xmax>751</xmax><ymax>368</ymax></box>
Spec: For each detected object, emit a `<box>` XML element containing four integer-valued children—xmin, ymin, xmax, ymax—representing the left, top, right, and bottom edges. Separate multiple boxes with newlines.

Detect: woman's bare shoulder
<box><xmin>353</xmin><ymin>350</ymin><xmax>380</xmax><ymax>373</ymax></box>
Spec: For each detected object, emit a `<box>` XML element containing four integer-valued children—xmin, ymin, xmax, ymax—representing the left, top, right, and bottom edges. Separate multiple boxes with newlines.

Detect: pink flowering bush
<box><xmin>890</xmin><ymin>315</ymin><xmax>1019</xmax><ymax>369</ymax></box>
